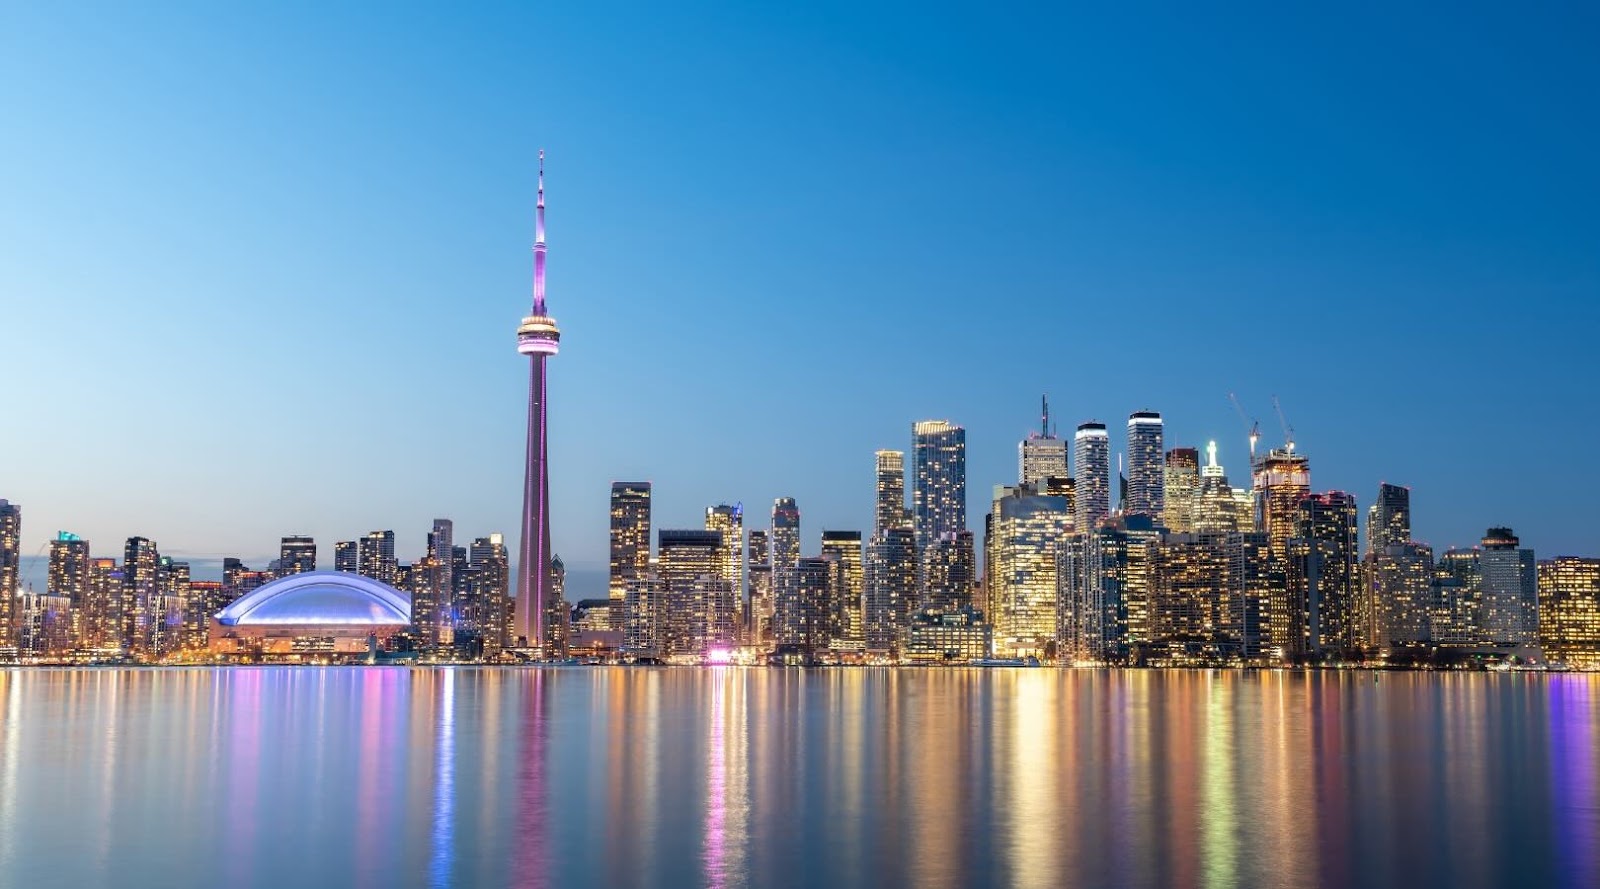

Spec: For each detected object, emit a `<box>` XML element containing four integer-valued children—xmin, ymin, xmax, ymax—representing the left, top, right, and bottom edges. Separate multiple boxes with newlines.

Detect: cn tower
<box><xmin>514</xmin><ymin>150</ymin><xmax>561</xmax><ymax>654</ymax></box>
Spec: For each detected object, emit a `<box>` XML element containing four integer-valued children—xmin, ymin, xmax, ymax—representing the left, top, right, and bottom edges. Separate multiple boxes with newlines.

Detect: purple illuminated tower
<box><xmin>513</xmin><ymin>151</ymin><xmax>562</xmax><ymax>655</ymax></box>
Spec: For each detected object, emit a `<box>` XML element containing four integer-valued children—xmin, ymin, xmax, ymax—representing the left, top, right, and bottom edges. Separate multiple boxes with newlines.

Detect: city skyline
<box><xmin>5</xmin><ymin>3</ymin><xmax>1598</xmax><ymax>584</ymax></box>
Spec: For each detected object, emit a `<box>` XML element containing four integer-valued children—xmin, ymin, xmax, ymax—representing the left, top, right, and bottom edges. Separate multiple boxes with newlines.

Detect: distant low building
<box><xmin>905</xmin><ymin>607</ymin><xmax>991</xmax><ymax>664</ymax></box>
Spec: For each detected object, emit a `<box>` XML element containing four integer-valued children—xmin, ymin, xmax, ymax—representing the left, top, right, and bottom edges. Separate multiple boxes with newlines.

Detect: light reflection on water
<box><xmin>0</xmin><ymin>668</ymin><xmax>1595</xmax><ymax>889</ymax></box>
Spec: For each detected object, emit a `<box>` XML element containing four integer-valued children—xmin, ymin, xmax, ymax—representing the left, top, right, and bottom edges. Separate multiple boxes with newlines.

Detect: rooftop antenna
<box><xmin>1272</xmin><ymin>394</ymin><xmax>1296</xmax><ymax>453</ymax></box>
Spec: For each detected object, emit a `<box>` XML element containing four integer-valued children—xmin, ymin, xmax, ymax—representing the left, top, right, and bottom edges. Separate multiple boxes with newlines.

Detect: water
<box><xmin>0</xmin><ymin>668</ymin><xmax>1595</xmax><ymax>889</ymax></box>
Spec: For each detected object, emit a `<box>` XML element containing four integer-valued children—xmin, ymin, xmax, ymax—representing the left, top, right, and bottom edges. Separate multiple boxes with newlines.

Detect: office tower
<box><xmin>1290</xmin><ymin>491</ymin><xmax>1361</xmax><ymax>661</ymax></box>
<box><xmin>469</xmin><ymin>534</ymin><xmax>511</xmax><ymax>654</ymax></box>
<box><xmin>608</xmin><ymin>482</ymin><xmax>652</xmax><ymax>631</ymax></box>
<box><xmin>1163</xmin><ymin>448</ymin><xmax>1199</xmax><ymax>534</ymax></box>
<box><xmin>0</xmin><ymin>500</ymin><xmax>18</xmax><ymax>649</ymax></box>
<box><xmin>154</xmin><ymin>557</ymin><xmax>190</xmax><ymax>658</ymax></box>
<box><xmin>1432</xmin><ymin>548</ymin><xmax>1484</xmax><ymax>645</ymax></box>
<box><xmin>623</xmin><ymin>570</ymin><xmax>665</xmax><ymax>659</ymax></box>
<box><xmin>1479</xmin><ymin>527</ymin><xmax>1537</xmax><ymax>645</ymax></box>
<box><xmin>1367</xmin><ymin>483</ymin><xmax>1411</xmax><ymax>555</ymax></box>
<box><xmin>122</xmin><ymin>537</ymin><xmax>160</xmax><ymax>656</ymax></box>
<box><xmin>547</xmin><ymin>554</ymin><xmax>569</xmax><ymax>655</ymax></box>
<box><xmin>514</xmin><ymin>152</ymin><xmax>564</xmax><ymax>655</ymax></box>
<box><xmin>922</xmin><ymin>530</ymin><xmax>976</xmax><ymax>613</ymax></box>
<box><xmin>358</xmin><ymin>531</ymin><xmax>397</xmax><ymax>585</ymax></box>
<box><xmin>334</xmin><ymin>541</ymin><xmax>358</xmax><ymax>573</ymax></box>
<box><xmin>1370</xmin><ymin>542</ymin><xmax>1435</xmax><ymax>652</ymax></box>
<box><xmin>1019</xmin><ymin>397</ymin><xmax>1069</xmax><ymax>486</ymax></box>
<box><xmin>911</xmin><ymin>420</ymin><xmax>966</xmax><ymax>550</ymax></box>
<box><xmin>1193</xmin><ymin>442</ymin><xmax>1242</xmax><ymax>532</ymax></box>
<box><xmin>1073</xmin><ymin>422</ymin><xmax>1110</xmax><ymax>531</ymax></box>
<box><xmin>85</xmin><ymin>558</ymin><xmax>121</xmax><ymax>650</ymax></box>
<box><xmin>658</xmin><ymin>530</ymin><xmax>735</xmax><ymax>659</ymax></box>
<box><xmin>1253</xmin><ymin>447</ymin><xmax>1310</xmax><ymax>558</ymax></box>
<box><xmin>875</xmin><ymin>450</ymin><xmax>910</xmax><ymax>537</ymax></box>
<box><xmin>49</xmin><ymin>532</ymin><xmax>91</xmax><ymax>649</ymax></box>
<box><xmin>705</xmin><ymin>503</ymin><xmax>745</xmax><ymax>610</ymax></box>
<box><xmin>771</xmin><ymin>498</ymin><xmax>801</xmax><ymax>646</ymax></box>
<box><xmin>1537</xmin><ymin>558</ymin><xmax>1600</xmax><ymax>669</ymax></box>
<box><xmin>748</xmin><ymin>530</ymin><xmax>774</xmax><ymax>645</ymax></box>
<box><xmin>1125</xmin><ymin>411</ymin><xmax>1165</xmax><ymax>519</ymax></box>
<box><xmin>185</xmin><ymin>581</ymin><xmax>224</xmax><ymax>652</ymax></box>
<box><xmin>279</xmin><ymin>536</ymin><xmax>317</xmax><ymax>575</ymax></box>
<box><xmin>821</xmin><ymin>530</ymin><xmax>864</xmax><ymax>654</ymax></box>
<box><xmin>865</xmin><ymin>526</ymin><xmax>916</xmax><ymax>655</ymax></box>
<box><xmin>986</xmin><ymin>484</ymin><xmax>1073</xmax><ymax>657</ymax></box>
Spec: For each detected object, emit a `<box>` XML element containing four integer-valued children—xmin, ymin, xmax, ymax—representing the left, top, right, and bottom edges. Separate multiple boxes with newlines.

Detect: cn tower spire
<box><xmin>533</xmin><ymin>149</ymin><xmax>547</xmax><ymax>315</ymax></box>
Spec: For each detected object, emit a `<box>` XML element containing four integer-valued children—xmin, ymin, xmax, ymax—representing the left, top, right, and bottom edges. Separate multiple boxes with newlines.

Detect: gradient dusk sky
<box><xmin>3</xmin><ymin>2</ymin><xmax>1597</xmax><ymax>593</ymax></box>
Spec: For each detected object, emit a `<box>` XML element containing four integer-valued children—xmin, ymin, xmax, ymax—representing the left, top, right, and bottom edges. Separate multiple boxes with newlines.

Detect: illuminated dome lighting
<box><xmin>216</xmin><ymin>571</ymin><xmax>410</xmax><ymax>627</ymax></box>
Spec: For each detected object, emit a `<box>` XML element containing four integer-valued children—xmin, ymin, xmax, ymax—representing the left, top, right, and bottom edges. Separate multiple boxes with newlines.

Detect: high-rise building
<box><xmin>1537</xmin><ymin>558</ymin><xmax>1600</xmax><ymax>669</ymax></box>
<box><xmin>608</xmin><ymin>482</ymin><xmax>652</xmax><ymax>631</ymax></box>
<box><xmin>48</xmin><ymin>532</ymin><xmax>91</xmax><ymax>650</ymax></box>
<box><xmin>85</xmin><ymin>557</ymin><xmax>121</xmax><ymax>651</ymax></box>
<box><xmin>747</xmin><ymin>530</ymin><xmax>774</xmax><ymax>646</ymax></box>
<box><xmin>705</xmin><ymin>504</ymin><xmax>745</xmax><ymax>612</ymax></box>
<box><xmin>922</xmin><ymin>530</ymin><xmax>977</xmax><ymax>613</ymax></box>
<box><xmin>334</xmin><ymin>541</ymin><xmax>358</xmax><ymax>573</ymax></box>
<box><xmin>122</xmin><ymin>537</ymin><xmax>160</xmax><ymax>656</ymax></box>
<box><xmin>623</xmin><ymin>570</ymin><xmax>665</xmax><ymax>659</ymax></box>
<box><xmin>357</xmin><ymin>531</ymin><xmax>397</xmax><ymax>585</ymax></box>
<box><xmin>1193</xmin><ymin>442</ymin><xmax>1243</xmax><ymax>533</ymax></box>
<box><xmin>1431</xmin><ymin>548</ymin><xmax>1484</xmax><ymax>645</ymax></box>
<box><xmin>658</xmin><ymin>529</ymin><xmax>735</xmax><ymax>658</ymax></box>
<box><xmin>1163</xmin><ymin>448</ymin><xmax>1199</xmax><ymax>534</ymax></box>
<box><xmin>1019</xmin><ymin>397</ymin><xmax>1069</xmax><ymax>487</ymax></box>
<box><xmin>986</xmin><ymin>484</ymin><xmax>1073</xmax><ymax>657</ymax></box>
<box><xmin>787</xmin><ymin>556</ymin><xmax>834</xmax><ymax>658</ymax></box>
<box><xmin>1479</xmin><ymin>527</ymin><xmax>1537</xmax><ymax>646</ymax></box>
<box><xmin>279</xmin><ymin>536</ymin><xmax>317</xmax><ymax>575</ymax></box>
<box><xmin>185</xmin><ymin>581</ymin><xmax>225</xmax><ymax>652</ymax></box>
<box><xmin>821</xmin><ymin>530</ymin><xmax>864</xmax><ymax>654</ymax></box>
<box><xmin>912</xmin><ymin>420</ymin><xmax>966</xmax><ymax>551</ymax></box>
<box><xmin>430</xmin><ymin>518</ymin><xmax>454</xmax><ymax>621</ymax></box>
<box><xmin>0</xmin><ymin>500</ymin><xmax>19</xmax><ymax>649</ymax></box>
<box><xmin>875</xmin><ymin>450</ymin><xmax>910</xmax><ymax>537</ymax></box>
<box><xmin>514</xmin><ymin>151</ymin><xmax>564</xmax><ymax>656</ymax></box>
<box><xmin>771</xmin><ymin>497</ymin><xmax>801</xmax><ymax>648</ymax></box>
<box><xmin>1125</xmin><ymin>411</ymin><xmax>1165</xmax><ymax>519</ymax></box>
<box><xmin>1253</xmin><ymin>447</ymin><xmax>1310</xmax><ymax>557</ymax></box>
<box><xmin>154</xmin><ymin>556</ymin><xmax>190</xmax><ymax>658</ymax></box>
<box><xmin>865</xmin><ymin>526</ymin><xmax>915</xmax><ymax>655</ymax></box>
<box><xmin>1367</xmin><ymin>483</ymin><xmax>1411</xmax><ymax>555</ymax></box>
<box><xmin>1370</xmin><ymin>542</ymin><xmax>1435</xmax><ymax>652</ymax></box>
<box><xmin>468</xmin><ymin>534</ymin><xmax>511</xmax><ymax>654</ymax></box>
<box><xmin>1290</xmin><ymin>492</ymin><xmax>1361</xmax><ymax>661</ymax></box>
<box><xmin>1073</xmin><ymin>422</ymin><xmax>1110</xmax><ymax>531</ymax></box>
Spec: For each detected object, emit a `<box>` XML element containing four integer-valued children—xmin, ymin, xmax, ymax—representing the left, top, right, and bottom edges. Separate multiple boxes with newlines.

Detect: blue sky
<box><xmin>3</xmin><ymin>2</ymin><xmax>1597</xmax><ymax>594</ymax></box>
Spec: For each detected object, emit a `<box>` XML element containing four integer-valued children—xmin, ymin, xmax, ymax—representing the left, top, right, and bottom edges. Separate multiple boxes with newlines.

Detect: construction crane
<box><xmin>1272</xmin><ymin>395</ymin><xmax>1295</xmax><ymax>453</ymax></box>
<box><xmin>1228</xmin><ymin>393</ymin><xmax>1261</xmax><ymax>462</ymax></box>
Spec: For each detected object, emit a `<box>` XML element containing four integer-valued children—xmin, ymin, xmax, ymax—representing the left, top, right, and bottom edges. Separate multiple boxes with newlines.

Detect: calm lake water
<box><xmin>0</xmin><ymin>667</ymin><xmax>1595</xmax><ymax>889</ymax></box>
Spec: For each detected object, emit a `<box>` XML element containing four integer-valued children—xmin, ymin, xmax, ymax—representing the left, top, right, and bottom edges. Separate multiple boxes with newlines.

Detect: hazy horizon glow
<box><xmin>4</xmin><ymin>3</ymin><xmax>1597</xmax><ymax>597</ymax></box>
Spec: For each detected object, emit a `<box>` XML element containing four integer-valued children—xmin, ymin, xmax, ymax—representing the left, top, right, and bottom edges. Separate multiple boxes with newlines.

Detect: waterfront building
<box><xmin>821</xmin><ymin>531</ymin><xmax>865</xmax><ymax>654</ymax></box>
<box><xmin>865</xmin><ymin>526</ymin><xmax>916</xmax><ymax>655</ymax></box>
<box><xmin>0</xmin><ymin>500</ymin><xmax>18</xmax><ymax>650</ymax></box>
<box><xmin>85</xmin><ymin>558</ymin><xmax>121</xmax><ymax>651</ymax></box>
<box><xmin>357</xmin><ymin>531</ymin><xmax>397</xmax><ymax>585</ymax></box>
<box><xmin>912</xmin><ymin>420</ymin><xmax>966</xmax><ymax>551</ymax></box>
<box><xmin>1291</xmin><ymin>491</ymin><xmax>1361</xmax><ymax>661</ymax></box>
<box><xmin>904</xmin><ymin>606</ymin><xmax>992</xmax><ymax>663</ymax></box>
<box><xmin>1479</xmin><ymin>527</ymin><xmax>1537</xmax><ymax>645</ymax></box>
<box><xmin>1537</xmin><ymin>558</ymin><xmax>1600</xmax><ymax>669</ymax></box>
<box><xmin>1430</xmin><ymin>548</ymin><xmax>1484</xmax><ymax>645</ymax></box>
<box><xmin>608</xmin><ymin>482</ymin><xmax>652</xmax><ymax>631</ymax></box>
<box><xmin>154</xmin><ymin>557</ymin><xmax>190</xmax><ymax>659</ymax></box>
<box><xmin>1370</xmin><ymin>542</ymin><xmax>1436</xmax><ymax>652</ymax></box>
<box><xmin>1073</xmin><ymin>422</ymin><xmax>1110</xmax><ymax>530</ymax></box>
<box><xmin>771</xmin><ymin>498</ymin><xmax>801</xmax><ymax>646</ymax></box>
<box><xmin>122</xmin><ymin>537</ymin><xmax>160</xmax><ymax>656</ymax></box>
<box><xmin>875</xmin><ymin>450</ymin><xmax>910</xmax><ymax>536</ymax></box>
<box><xmin>279</xmin><ymin>536</ymin><xmax>317</xmax><ymax>575</ymax></box>
<box><xmin>986</xmin><ymin>484</ymin><xmax>1072</xmax><ymax>657</ymax></box>
<box><xmin>1148</xmin><ymin>532</ymin><xmax>1252</xmax><ymax>663</ymax></box>
<box><xmin>658</xmin><ymin>529</ymin><xmax>735</xmax><ymax>659</ymax></box>
<box><xmin>513</xmin><ymin>152</ymin><xmax>564</xmax><ymax>656</ymax></box>
<box><xmin>792</xmin><ymin>556</ymin><xmax>833</xmax><ymax>658</ymax></box>
<box><xmin>334</xmin><ymin>541</ymin><xmax>358</xmax><ymax>573</ymax></box>
<box><xmin>185</xmin><ymin>581</ymin><xmax>225</xmax><ymax>652</ymax></box>
<box><xmin>465</xmin><ymin>534</ymin><xmax>510</xmax><ymax>653</ymax></box>
<box><xmin>210</xmin><ymin>571</ymin><xmax>411</xmax><ymax>658</ymax></box>
<box><xmin>1367</xmin><ymin>483</ymin><xmax>1411</xmax><ymax>555</ymax></box>
<box><xmin>1019</xmin><ymin>397</ymin><xmax>1069</xmax><ymax>487</ymax></box>
<box><xmin>747</xmin><ymin>529</ymin><xmax>774</xmax><ymax>646</ymax></box>
<box><xmin>16</xmin><ymin>589</ymin><xmax>71</xmax><ymax>656</ymax></box>
<box><xmin>922</xmin><ymin>530</ymin><xmax>976</xmax><ymax>613</ymax></box>
<box><xmin>623</xmin><ymin>570</ymin><xmax>665</xmax><ymax>659</ymax></box>
<box><xmin>48</xmin><ymin>532</ymin><xmax>91</xmax><ymax>648</ymax></box>
<box><xmin>1163</xmin><ymin>447</ymin><xmax>1199</xmax><ymax>534</ymax></box>
<box><xmin>705</xmin><ymin>504</ymin><xmax>745</xmax><ymax>614</ymax></box>
<box><xmin>1125</xmin><ymin>411</ymin><xmax>1165</xmax><ymax>519</ymax></box>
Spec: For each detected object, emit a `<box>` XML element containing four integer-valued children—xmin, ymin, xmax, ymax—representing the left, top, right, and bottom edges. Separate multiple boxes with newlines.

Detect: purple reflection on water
<box><xmin>512</xmin><ymin>671</ymin><xmax>549</xmax><ymax>889</ymax></box>
<box><xmin>1550</xmin><ymin>676</ymin><xmax>1597</xmax><ymax>889</ymax></box>
<box><xmin>429</xmin><ymin>669</ymin><xmax>456</xmax><ymax>888</ymax></box>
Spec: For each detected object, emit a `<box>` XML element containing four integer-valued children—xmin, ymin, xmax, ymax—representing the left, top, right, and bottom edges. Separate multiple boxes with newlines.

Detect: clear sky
<box><xmin>3</xmin><ymin>2</ymin><xmax>1597</xmax><ymax>595</ymax></box>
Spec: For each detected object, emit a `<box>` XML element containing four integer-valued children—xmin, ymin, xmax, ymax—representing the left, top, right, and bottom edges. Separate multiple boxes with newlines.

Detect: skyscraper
<box><xmin>922</xmin><ymin>530</ymin><xmax>977</xmax><ymax>613</ymax></box>
<box><xmin>1371</xmin><ymin>541</ymin><xmax>1435</xmax><ymax>652</ymax></box>
<box><xmin>986</xmin><ymin>484</ymin><xmax>1073</xmax><ymax>657</ymax></box>
<box><xmin>1291</xmin><ymin>491</ymin><xmax>1361</xmax><ymax>661</ymax></box>
<box><xmin>86</xmin><ymin>557</ymin><xmax>121</xmax><ymax>651</ymax></box>
<box><xmin>771</xmin><ymin>498</ymin><xmax>801</xmax><ymax>647</ymax></box>
<box><xmin>1537</xmin><ymin>557</ymin><xmax>1600</xmax><ymax>669</ymax></box>
<box><xmin>0</xmin><ymin>500</ymin><xmax>19</xmax><ymax>650</ymax></box>
<box><xmin>279</xmin><ymin>536</ymin><xmax>316</xmax><ymax>575</ymax></box>
<box><xmin>748</xmin><ymin>529</ymin><xmax>774</xmax><ymax>645</ymax></box>
<box><xmin>874</xmin><ymin>450</ymin><xmax>909</xmax><ymax>537</ymax></box>
<box><xmin>705</xmin><ymin>504</ymin><xmax>745</xmax><ymax>613</ymax></box>
<box><xmin>358</xmin><ymin>531</ymin><xmax>397</xmax><ymax>585</ymax></box>
<box><xmin>1163</xmin><ymin>447</ymin><xmax>1199</xmax><ymax>533</ymax></box>
<box><xmin>608</xmin><ymin>482</ymin><xmax>652</xmax><ymax>631</ymax></box>
<box><xmin>468</xmin><ymin>534</ymin><xmax>511</xmax><ymax>654</ymax></box>
<box><xmin>821</xmin><ymin>530</ymin><xmax>864</xmax><ymax>654</ymax></box>
<box><xmin>334</xmin><ymin>540</ymin><xmax>358</xmax><ymax>573</ymax></box>
<box><xmin>1367</xmin><ymin>483</ymin><xmax>1411</xmax><ymax>555</ymax></box>
<box><xmin>1479</xmin><ymin>527</ymin><xmax>1537</xmax><ymax>646</ymax></box>
<box><xmin>1019</xmin><ymin>397</ymin><xmax>1069</xmax><ymax>487</ymax></box>
<box><xmin>1125</xmin><ymin>411</ymin><xmax>1165</xmax><ymax>519</ymax></box>
<box><xmin>48</xmin><ymin>532</ymin><xmax>90</xmax><ymax>650</ymax></box>
<box><xmin>514</xmin><ymin>151</ymin><xmax>563</xmax><ymax>655</ymax></box>
<box><xmin>1253</xmin><ymin>447</ymin><xmax>1310</xmax><ymax>558</ymax></box>
<box><xmin>122</xmin><ymin>537</ymin><xmax>160</xmax><ymax>656</ymax></box>
<box><xmin>1073</xmin><ymin>422</ymin><xmax>1110</xmax><ymax>531</ymax></box>
<box><xmin>658</xmin><ymin>529</ymin><xmax>735</xmax><ymax>659</ymax></box>
<box><xmin>911</xmin><ymin>420</ymin><xmax>966</xmax><ymax>551</ymax></box>
<box><xmin>865</xmin><ymin>526</ymin><xmax>916</xmax><ymax>655</ymax></box>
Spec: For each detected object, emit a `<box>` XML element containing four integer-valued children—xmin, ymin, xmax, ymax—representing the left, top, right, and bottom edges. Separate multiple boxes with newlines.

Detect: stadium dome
<box><xmin>216</xmin><ymin>571</ymin><xmax>410</xmax><ymax>627</ymax></box>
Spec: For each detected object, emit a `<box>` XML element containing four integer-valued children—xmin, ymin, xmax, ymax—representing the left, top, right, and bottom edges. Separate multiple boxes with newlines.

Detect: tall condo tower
<box><xmin>514</xmin><ymin>152</ymin><xmax>563</xmax><ymax>653</ymax></box>
<box><xmin>1019</xmin><ymin>396</ymin><xmax>1068</xmax><ymax>486</ymax></box>
<box><xmin>912</xmin><ymin>420</ymin><xmax>966</xmax><ymax>551</ymax></box>
<box><xmin>874</xmin><ymin>450</ymin><xmax>909</xmax><ymax>537</ymax></box>
<box><xmin>609</xmin><ymin>482</ymin><xmax>653</xmax><ymax>631</ymax></box>
<box><xmin>0</xmin><ymin>500</ymin><xmax>18</xmax><ymax>649</ymax></box>
<box><xmin>1124</xmin><ymin>411</ymin><xmax>1165</xmax><ymax>518</ymax></box>
<box><xmin>1073</xmin><ymin>422</ymin><xmax>1110</xmax><ymax>531</ymax></box>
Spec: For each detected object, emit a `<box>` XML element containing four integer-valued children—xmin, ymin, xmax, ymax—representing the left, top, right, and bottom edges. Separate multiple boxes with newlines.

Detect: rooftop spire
<box><xmin>1041</xmin><ymin>394</ymin><xmax>1049</xmax><ymax>438</ymax></box>
<box><xmin>533</xmin><ymin>149</ymin><xmax>547</xmax><ymax>315</ymax></box>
